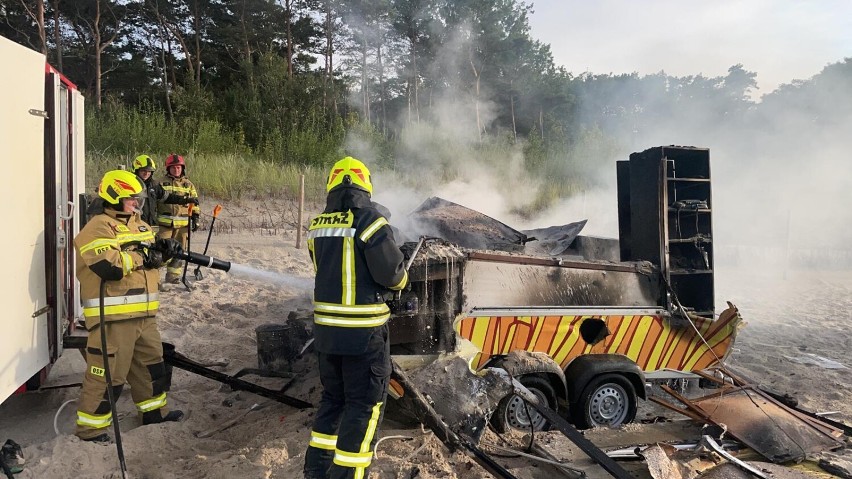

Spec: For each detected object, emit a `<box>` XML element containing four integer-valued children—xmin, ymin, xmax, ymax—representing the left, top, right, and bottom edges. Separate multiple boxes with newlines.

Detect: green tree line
<box><xmin>2</xmin><ymin>0</ymin><xmax>850</xmax><ymax>206</ymax></box>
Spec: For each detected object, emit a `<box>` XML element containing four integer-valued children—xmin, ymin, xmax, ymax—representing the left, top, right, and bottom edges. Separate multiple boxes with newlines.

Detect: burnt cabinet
<box><xmin>617</xmin><ymin>146</ymin><xmax>714</xmax><ymax>317</ymax></box>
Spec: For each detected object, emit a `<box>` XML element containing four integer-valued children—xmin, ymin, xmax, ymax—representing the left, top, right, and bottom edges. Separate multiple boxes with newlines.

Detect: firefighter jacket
<box><xmin>137</xmin><ymin>175</ymin><xmax>164</xmax><ymax>227</ymax></box>
<box><xmin>308</xmin><ymin>188</ymin><xmax>408</xmax><ymax>355</ymax></box>
<box><xmin>74</xmin><ymin>206</ymin><xmax>159</xmax><ymax>330</ymax></box>
<box><xmin>136</xmin><ymin>175</ymin><xmax>189</xmax><ymax>227</ymax></box>
<box><xmin>157</xmin><ymin>175</ymin><xmax>198</xmax><ymax>228</ymax></box>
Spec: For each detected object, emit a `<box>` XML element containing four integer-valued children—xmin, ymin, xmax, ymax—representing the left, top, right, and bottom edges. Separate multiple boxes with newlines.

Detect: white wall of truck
<box><xmin>0</xmin><ymin>35</ymin><xmax>85</xmax><ymax>403</ymax></box>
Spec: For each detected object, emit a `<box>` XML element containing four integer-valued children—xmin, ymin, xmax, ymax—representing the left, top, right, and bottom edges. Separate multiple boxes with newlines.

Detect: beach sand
<box><xmin>1</xmin><ymin>198</ymin><xmax>849</xmax><ymax>479</ymax></box>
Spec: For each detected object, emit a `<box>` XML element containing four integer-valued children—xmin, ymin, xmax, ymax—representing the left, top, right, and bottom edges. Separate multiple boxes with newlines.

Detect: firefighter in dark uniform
<box><xmin>156</xmin><ymin>153</ymin><xmax>199</xmax><ymax>283</ymax></box>
<box><xmin>303</xmin><ymin>157</ymin><xmax>408</xmax><ymax>479</ymax></box>
<box><xmin>131</xmin><ymin>154</ymin><xmax>162</xmax><ymax>231</ymax></box>
<box><xmin>74</xmin><ymin>170</ymin><xmax>184</xmax><ymax>442</ymax></box>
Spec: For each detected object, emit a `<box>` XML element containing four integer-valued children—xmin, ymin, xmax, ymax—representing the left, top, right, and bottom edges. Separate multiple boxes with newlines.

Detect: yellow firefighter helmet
<box><xmin>132</xmin><ymin>154</ymin><xmax>157</xmax><ymax>173</ymax></box>
<box><xmin>98</xmin><ymin>170</ymin><xmax>147</xmax><ymax>205</ymax></box>
<box><xmin>326</xmin><ymin>156</ymin><xmax>372</xmax><ymax>195</ymax></box>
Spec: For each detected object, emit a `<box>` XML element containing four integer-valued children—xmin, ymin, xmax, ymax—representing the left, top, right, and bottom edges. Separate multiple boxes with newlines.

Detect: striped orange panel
<box><xmin>455</xmin><ymin>306</ymin><xmax>741</xmax><ymax>372</ymax></box>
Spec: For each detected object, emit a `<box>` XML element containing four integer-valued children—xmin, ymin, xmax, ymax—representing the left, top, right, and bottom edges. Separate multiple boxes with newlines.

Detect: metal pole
<box><xmin>182</xmin><ymin>203</ymin><xmax>194</xmax><ymax>290</ymax></box>
<box><xmin>296</xmin><ymin>174</ymin><xmax>305</xmax><ymax>249</ymax></box>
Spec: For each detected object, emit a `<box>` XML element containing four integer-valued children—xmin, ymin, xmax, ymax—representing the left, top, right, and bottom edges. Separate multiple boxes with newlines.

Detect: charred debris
<box><xmin>370</xmin><ymin>146</ymin><xmax>850</xmax><ymax>478</ymax></box>
<box><xmin>162</xmin><ymin>146</ymin><xmax>849</xmax><ymax>479</ymax></box>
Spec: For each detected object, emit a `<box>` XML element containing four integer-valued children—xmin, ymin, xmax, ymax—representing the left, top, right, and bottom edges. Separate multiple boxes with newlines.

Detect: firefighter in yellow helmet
<box><xmin>131</xmin><ymin>155</ymin><xmax>162</xmax><ymax>230</ymax></box>
<box><xmin>304</xmin><ymin>157</ymin><xmax>408</xmax><ymax>479</ymax></box>
<box><xmin>73</xmin><ymin>170</ymin><xmax>184</xmax><ymax>442</ymax></box>
<box><xmin>132</xmin><ymin>154</ymin><xmax>196</xmax><ymax>236</ymax></box>
<box><xmin>156</xmin><ymin>153</ymin><xmax>200</xmax><ymax>283</ymax></box>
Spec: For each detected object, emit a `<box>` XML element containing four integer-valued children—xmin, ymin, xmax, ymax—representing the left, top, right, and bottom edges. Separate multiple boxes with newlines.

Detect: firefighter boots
<box><xmin>142</xmin><ymin>409</ymin><xmax>185</xmax><ymax>425</ymax></box>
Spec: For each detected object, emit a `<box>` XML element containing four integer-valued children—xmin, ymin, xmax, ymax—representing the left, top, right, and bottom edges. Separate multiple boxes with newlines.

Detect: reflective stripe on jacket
<box><xmin>308</xmin><ymin>203</ymin><xmax>407</xmax><ymax>355</ymax></box>
<box><xmin>157</xmin><ymin>176</ymin><xmax>198</xmax><ymax>227</ymax></box>
<box><xmin>74</xmin><ymin>208</ymin><xmax>159</xmax><ymax>329</ymax></box>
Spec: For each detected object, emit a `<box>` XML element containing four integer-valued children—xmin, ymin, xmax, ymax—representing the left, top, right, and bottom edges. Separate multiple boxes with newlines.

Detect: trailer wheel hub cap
<box><xmin>589</xmin><ymin>384</ymin><xmax>628</xmax><ymax>426</ymax></box>
<box><xmin>506</xmin><ymin>388</ymin><xmax>548</xmax><ymax>430</ymax></box>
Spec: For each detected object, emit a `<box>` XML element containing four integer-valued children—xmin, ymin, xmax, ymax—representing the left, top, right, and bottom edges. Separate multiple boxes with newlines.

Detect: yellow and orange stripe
<box><xmin>455</xmin><ymin>306</ymin><xmax>741</xmax><ymax>372</ymax></box>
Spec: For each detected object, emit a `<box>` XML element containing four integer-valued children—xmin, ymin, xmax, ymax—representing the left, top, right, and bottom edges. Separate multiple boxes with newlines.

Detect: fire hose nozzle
<box><xmin>141</xmin><ymin>242</ymin><xmax>232</xmax><ymax>272</ymax></box>
<box><xmin>174</xmin><ymin>250</ymin><xmax>232</xmax><ymax>273</ymax></box>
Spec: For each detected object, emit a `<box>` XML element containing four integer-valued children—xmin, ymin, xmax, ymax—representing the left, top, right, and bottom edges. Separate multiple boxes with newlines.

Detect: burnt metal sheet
<box><xmin>690</xmin><ymin>389</ymin><xmax>843</xmax><ymax>463</ymax></box>
<box><xmin>408</xmin><ymin>197</ymin><xmax>527</xmax><ymax>251</ymax></box>
<box><xmin>461</xmin><ymin>259</ymin><xmax>660</xmax><ymax>309</ymax></box>
<box><xmin>721</xmin><ymin>368</ymin><xmax>846</xmax><ymax>439</ymax></box>
<box><xmin>466</xmin><ymin>250</ymin><xmax>650</xmax><ymax>273</ymax></box>
<box><xmin>522</xmin><ymin>220</ymin><xmax>587</xmax><ymax>256</ymax></box>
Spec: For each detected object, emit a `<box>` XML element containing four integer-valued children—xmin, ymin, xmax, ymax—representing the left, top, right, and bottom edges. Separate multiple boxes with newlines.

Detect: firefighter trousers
<box><xmin>157</xmin><ymin>225</ymin><xmax>188</xmax><ymax>282</ymax></box>
<box><xmin>304</xmin><ymin>329</ymin><xmax>390</xmax><ymax>479</ymax></box>
<box><xmin>75</xmin><ymin>317</ymin><xmax>171</xmax><ymax>440</ymax></box>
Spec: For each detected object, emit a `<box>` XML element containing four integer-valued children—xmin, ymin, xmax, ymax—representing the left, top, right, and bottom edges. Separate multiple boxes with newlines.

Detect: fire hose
<box><xmin>98</xmin><ymin>279</ymin><xmax>128</xmax><ymax>479</ymax></box>
<box><xmin>81</xmin><ymin>242</ymin><xmax>226</xmax><ymax>478</ymax></box>
<box><xmin>141</xmin><ymin>242</ymin><xmax>314</xmax><ymax>408</ymax></box>
<box><xmin>142</xmin><ymin>242</ymin><xmax>232</xmax><ymax>273</ymax></box>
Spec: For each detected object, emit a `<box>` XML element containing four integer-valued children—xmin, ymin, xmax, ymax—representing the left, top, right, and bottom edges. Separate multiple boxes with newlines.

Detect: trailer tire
<box><xmin>492</xmin><ymin>375</ymin><xmax>557</xmax><ymax>433</ymax></box>
<box><xmin>572</xmin><ymin>373</ymin><xmax>637</xmax><ymax>429</ymax></box>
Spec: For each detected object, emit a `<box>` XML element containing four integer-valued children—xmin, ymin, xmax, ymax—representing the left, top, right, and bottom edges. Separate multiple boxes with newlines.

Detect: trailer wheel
<box><xmin>492</xmin><ymin>376</ymin><xmax>557</xmax><ymax>433</ymax></box>
<box><xmin>572</xmin><ymin>373</ymin><xmax>637</xmax><ymax>429</ymax></box>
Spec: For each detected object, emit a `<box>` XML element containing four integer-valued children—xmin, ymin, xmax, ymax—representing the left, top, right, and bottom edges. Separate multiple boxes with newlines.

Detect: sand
<box><xmin>0</xmin><ymin>198</ymin><xmax>850</xmax><ymax>479</ymax></box>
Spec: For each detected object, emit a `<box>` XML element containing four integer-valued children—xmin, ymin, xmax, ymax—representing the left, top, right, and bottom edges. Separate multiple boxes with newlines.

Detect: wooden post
<box><xmin>783</xmin><ymin>208</ymin><xmax>792</xmax><ymax>280</ymax></box>
<box><xmin>296</xmin><ymin>174</ymin><xmax>305</xmax><ymax>249</ymax></box>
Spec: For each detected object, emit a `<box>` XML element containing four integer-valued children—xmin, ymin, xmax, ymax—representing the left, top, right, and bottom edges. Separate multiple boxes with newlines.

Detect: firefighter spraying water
<box><xmin>143</xmin><ymin>242</ymin><xmax>314</xmax><ymax>290</ymax></box>
<box><xmin>228</xmin><ymin>263</ymin><xmax>314</xmax><ymax>290</ymax></box>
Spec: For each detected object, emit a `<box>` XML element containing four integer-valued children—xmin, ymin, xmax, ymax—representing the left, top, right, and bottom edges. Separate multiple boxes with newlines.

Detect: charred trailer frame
<box><xmin>389</xmin><ymin>145</ymin><xmax>721</xmax><ymax>359</ymax></box>
<box><xmin>386</xmin><ymin>146</ymin><xmax>739</xmax><ymax>431</ymax></box>
<box><xmin>388</xmin><ymin>246</ymin><xmax>662</xmax><ymax>354</ymax></box>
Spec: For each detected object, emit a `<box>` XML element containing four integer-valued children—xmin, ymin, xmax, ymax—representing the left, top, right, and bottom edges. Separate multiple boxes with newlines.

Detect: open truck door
<box><xmin>0</xmin><ymin>36</ymin><xmax>85</xmax><ymax>403</ymax></box>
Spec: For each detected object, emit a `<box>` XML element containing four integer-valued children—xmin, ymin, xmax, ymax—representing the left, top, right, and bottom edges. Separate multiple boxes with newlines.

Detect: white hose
<box><xmin>54</xmin><ymin>399</ymin><xmax>77</xmax><ymax>436</ymax></box>
<box><xmin>373</xmin><ymin>435</ymin><xmax>414</xmax><ymax>456</ymax></box>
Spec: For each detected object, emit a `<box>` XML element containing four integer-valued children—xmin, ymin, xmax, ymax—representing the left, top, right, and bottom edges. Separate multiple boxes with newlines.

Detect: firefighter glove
<box><xmin>155</xmin><ymin>238</ymin><xmax>182</xmax><ymax>261</ymax></box>
<box><xmin>180</xmin><ymin>197</ymin><xmax>199</xmax><ymax>206</ymax></box>
<box><xmin>142</xmin><ymin>249</ymin><xmax>165</xmax><ymax>269</ymax></box>
<box><xmin>190</xmin><ymin>215</ymin><xmax>199</xmax><ymax>232</ymax></box>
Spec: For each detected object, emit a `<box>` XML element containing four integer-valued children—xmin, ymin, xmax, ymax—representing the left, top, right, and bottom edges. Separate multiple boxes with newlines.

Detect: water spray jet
<box><xmin>143</xmin><ymin>242</ymin><xmax>313</xmax><ymax>290</ymax></box>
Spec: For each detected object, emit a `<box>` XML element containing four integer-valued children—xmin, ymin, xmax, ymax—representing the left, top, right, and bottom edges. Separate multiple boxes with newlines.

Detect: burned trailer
<box><xmin>387</xmin><ymin>146</ymin><xmax>742</xmax><ymax>430</ymax></box>
<box><xmin>388</xmin><ymin>244</ymin><xmax>664</xmax><ymax>354</ymax></box>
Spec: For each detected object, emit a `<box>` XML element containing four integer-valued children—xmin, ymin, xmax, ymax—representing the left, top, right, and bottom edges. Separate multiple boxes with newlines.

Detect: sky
<box><xmin>368</xmin><ymin>0</ymin><xmax>852</xmax><ymax>275</ymax></box>
<box><xmin>528</xmin><ymin>0</ymin><xmax>852</xmax><ymax>97</ymax></box>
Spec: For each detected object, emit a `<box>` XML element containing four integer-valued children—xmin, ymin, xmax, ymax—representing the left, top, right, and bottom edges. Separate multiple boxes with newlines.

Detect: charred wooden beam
<box><xmin>390</xmin><ymin>361</ymin><xmax>520</xmax><ymax>479</ymax></box>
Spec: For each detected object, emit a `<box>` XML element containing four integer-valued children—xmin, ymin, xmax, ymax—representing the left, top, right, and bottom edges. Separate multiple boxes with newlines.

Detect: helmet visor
<box><xmin>130</xmin><ymin>188</ymin><xmax>147</xmax><ymax>209</ymax></box>
<box><xmin>120</xmin><ymin>195</ymin><xmax>145</xmax><ymax>213</ymax></box>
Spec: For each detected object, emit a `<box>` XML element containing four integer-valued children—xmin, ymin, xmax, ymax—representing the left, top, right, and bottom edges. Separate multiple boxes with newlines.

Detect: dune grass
<box><xmin>86</xmin><ymin>151</ymin><xmax>329</xmax><ymax>203</ymax></box>
<box><xmin>85</xmin><ymin>106</ymin><xmax>611</xmax><ymax>216</ymax></box>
